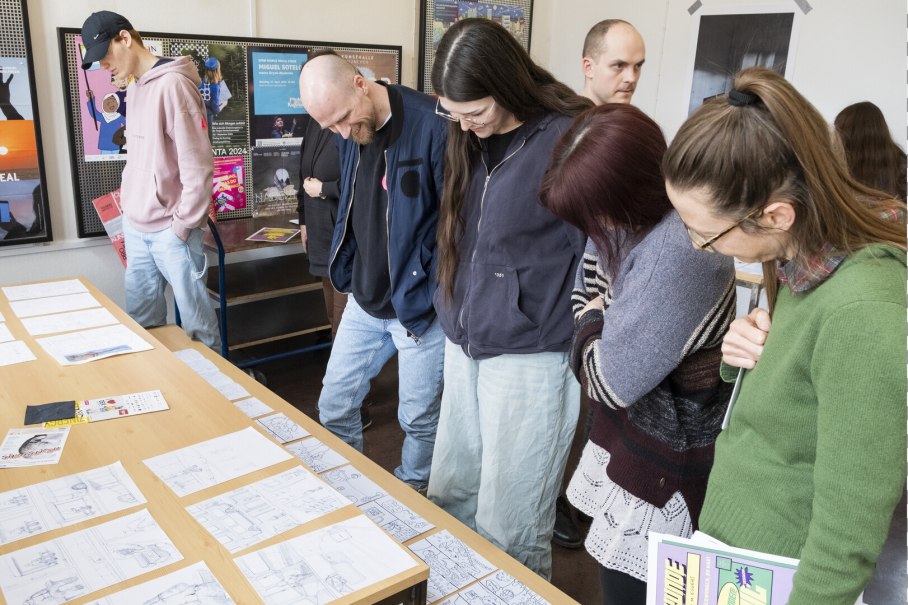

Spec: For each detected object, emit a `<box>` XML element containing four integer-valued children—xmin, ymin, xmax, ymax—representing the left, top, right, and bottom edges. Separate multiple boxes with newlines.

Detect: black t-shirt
<box><xmin>484</xmin><ymin>128</ymin><xmax>520</xmax><ymax>170</ymax></box>
<box><xmin>350</xmin><ymin>88</ymin><xmax>398</xmax><ymax>319</ymax></box>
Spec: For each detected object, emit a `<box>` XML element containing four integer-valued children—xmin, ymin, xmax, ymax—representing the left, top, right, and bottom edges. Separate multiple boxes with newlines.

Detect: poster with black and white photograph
<box><xmin>687</xmin><ymin>8</ymin><xmax>796</xmax><ymax>114</ymax></box>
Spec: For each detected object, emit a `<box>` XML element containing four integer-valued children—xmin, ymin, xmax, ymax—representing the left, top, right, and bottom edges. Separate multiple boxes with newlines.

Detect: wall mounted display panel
<box><xmin>58</xmin><ymin>29</ymin><xmax>400</xmax><ymax>238</ymax></box>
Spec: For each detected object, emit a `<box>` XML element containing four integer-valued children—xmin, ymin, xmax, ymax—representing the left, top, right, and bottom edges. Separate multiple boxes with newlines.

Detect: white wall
<box><xmin>1</xmin><ymin>0</ymin><xmax>417</xmax><ymax>306</ymax></box>
<box><xmin>3</xmin><ymin>0</ymin><xmax>903</xmax><ymax>304</ymax></box>
<box><xmin>533</xmin><ymin>0</ymin><xmax>904</xmax><ymax>144</ymax></box>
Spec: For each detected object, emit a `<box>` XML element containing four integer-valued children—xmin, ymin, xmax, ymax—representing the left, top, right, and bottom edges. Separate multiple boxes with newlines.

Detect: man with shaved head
<box><xmin>299</xmin><ymin>53</ymin><xmax>447</xmax><ymax>493</ymax></box>
<box><xmin>581</xmin><ymin>19</ymin><xmax>646</xmax><ymax>105</ymax></box>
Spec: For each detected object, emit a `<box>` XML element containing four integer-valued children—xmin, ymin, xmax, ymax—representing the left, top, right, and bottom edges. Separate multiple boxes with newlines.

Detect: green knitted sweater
<box><xmin>700</xmin><ymin>245</ymin><xmax>906</xmax><ymax>605</ymax></box>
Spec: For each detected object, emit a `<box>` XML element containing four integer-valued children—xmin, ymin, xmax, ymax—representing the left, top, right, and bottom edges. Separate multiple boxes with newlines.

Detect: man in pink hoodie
<box><xmin>80</xmin><ymin>11</ymin><xmax>219</xmax><ymax>349</ymax></box>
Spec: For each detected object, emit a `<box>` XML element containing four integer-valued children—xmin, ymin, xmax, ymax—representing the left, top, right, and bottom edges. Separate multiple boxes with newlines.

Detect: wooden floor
<box><xmin>237</xmin><ymin>339</ymin><xmax>906</xmax><ymax>605</ymax></box>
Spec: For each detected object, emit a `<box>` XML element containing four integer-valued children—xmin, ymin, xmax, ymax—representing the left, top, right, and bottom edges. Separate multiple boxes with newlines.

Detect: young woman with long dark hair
<box><xmin>426</xmin><ymin>18</ymin><xmax>592</xmax><ymax>579</ymax></box>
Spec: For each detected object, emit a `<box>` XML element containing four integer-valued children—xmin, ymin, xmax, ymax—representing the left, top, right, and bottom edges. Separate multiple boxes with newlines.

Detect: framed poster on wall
<box><xmin>0</xmin><ymin>0</ymin><xmax>53</xmax><ymax>246</ymax></box>
<box><xmin>418</xmin><ymin>0</ymin><xmax>533</xmax><ymax>93</ymax></box>
<box><xmin>58</xmin><ymin>29</ymin><xmax>400</xmax><ymax>238</ymax></box>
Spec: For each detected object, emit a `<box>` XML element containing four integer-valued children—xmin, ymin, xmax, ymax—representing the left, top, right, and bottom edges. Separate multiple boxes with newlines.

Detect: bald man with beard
<box><xmin>298</xmin><ymin>53</ymin><xmax>447</xmax><ymax>493</ymax></box>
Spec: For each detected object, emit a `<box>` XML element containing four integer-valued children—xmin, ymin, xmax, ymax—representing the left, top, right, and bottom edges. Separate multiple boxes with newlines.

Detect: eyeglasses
<box><xmin>435</xmin><ymin>98</ymin><xmax>494</xmax><ymax>127</ymax></box>
<box><xmin>686</xmin><ymin>206</ymin><xmax>763</xmax><ymax>252</ymax></box>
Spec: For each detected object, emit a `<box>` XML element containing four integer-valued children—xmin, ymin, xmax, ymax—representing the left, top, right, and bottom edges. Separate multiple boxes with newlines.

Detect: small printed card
<box><xmin>245</xmin><ymin>227</ymin><xmax>300</xmax><ymax>243</ymax></box>
<box><xmin>0</xmin><ymin>427</ymin><xmax>71</xmax><ymax>468</ymax></box>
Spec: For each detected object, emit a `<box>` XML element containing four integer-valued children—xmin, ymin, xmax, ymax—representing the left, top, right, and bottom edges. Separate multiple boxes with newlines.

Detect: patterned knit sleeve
<box><xmin>584</xmin><ymin>214</ymin><xmax>735</xmax><ymax>409</ymax></box>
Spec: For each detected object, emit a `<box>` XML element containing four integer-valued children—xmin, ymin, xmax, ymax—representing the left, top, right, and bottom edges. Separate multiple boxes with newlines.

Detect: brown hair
<box><xmin>540</xmin><ymin>103</ymin><xmax>670</xmax><ymax>273</ymax></box>
<box><xmin>432</xmin><ymin>18</ymin><xmax>593</xmax><ymax>300</ymax></box>
<box><xmin>114</xmin><ymin>29</ymin><xmax>145</xmax><ymax>49</ymax></box>
<box><xmin>663</xmin><ymin>67</ymin><xmax>905</xmax><ymax>311</ymax></box>
<box><xmin>834</xmin><ymin>101</ymin><xmax>906</xmax><ymax>202</ymax></box>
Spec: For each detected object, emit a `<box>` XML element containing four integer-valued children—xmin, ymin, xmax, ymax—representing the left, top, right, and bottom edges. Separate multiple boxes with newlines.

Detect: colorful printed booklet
<box><xmin>647</xmin><ymin>531</ymin><xmax>798</xmax><ymax>605</ymax></box>
<box><xmin>245</xmin><ymin>227</ymin><xmax>300</xmax><ymax>243</ymax></box>
<box><xmin>647</xmin><ymin>532</ymin><xmax>866</xmax><ymax>605</ymax></box>
<box><xmin>41</xmin><ymin>390</ymin><xmax>169</xmax><ymax>427</ymax></box>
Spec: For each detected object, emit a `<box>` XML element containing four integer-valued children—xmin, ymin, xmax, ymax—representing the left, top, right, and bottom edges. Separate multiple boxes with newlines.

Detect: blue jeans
<box><xmin>123</xmin><ymin>217</ymin><xmax>220</xmax><ymax>349</ymax></box>
<box><xmin>428</xmin><ymin>340</ymin><xmax>580</xmax><ymax>579</ymax></box>
<box><xmin>317</xmin><ymin>297</ymin><xmax>445</xmax><ymax>488</ymax></box>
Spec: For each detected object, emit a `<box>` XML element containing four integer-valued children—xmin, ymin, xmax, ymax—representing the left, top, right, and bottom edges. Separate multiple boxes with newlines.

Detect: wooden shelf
<box><xmin>216</xmin><ymin>291</ymin><xmax>329</xmax><ymax>351</ymax></box>
<box><xmin>207</xmin><ymin>253</ymin><xmax>321</xmax><ymax>304</ymax></box>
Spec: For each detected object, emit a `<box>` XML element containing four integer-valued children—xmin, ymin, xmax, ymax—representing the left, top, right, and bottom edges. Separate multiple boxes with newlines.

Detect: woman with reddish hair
<box><xmin>539</xmin><ymin>103</ymin><xmax>736</xmax><ymax>604</ymax></box>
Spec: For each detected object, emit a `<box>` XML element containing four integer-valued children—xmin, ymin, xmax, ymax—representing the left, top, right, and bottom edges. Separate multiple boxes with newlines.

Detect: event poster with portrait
<box><xmin>174</xmin><ymin>41</ymin><xmax>248</xmax><ymax>151</ymax></box>
<box><xmin>59</xmin><ymin>28</ymin><xmax>400</xmax><ymax>235</ymax></box>
<box><xmin>0</xmin><ymin>0</ymin><xmax>52</xmax><ymax>245</ymax></box>
<box><xmin>247</xmin><ymin>47</ymin><xmax>308</xmax><ymax>147</ymax></box>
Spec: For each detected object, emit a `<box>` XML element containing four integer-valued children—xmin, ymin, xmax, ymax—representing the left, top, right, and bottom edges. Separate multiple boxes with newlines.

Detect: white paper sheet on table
<box><xmin>21</xmin><ymin>308</ymin><xmax>119</xmax><ymax>336</ymax></box>
<box><xmin>0</xmin><ymin>340</ymin><xmax>36</xmax><ymax>366</ymax></box>
<box><xmin>360</xmin><ymin>494</ymin><xmax>435</xmax><ymax>543</ymax></box>
<box><xmin>235</xmin><ymin>515</ymin><xmax>419</xmax><ymax>605</ymax></box>
<box><xmin>0</xmin><ymin>427</ymin><xmax>70</xmax><ymax>468</ymax></box>
<box><xmin>187</xmin><ymin>466</ymin><xmax>350</xmax><ymax>553</ymax></box>
<box><xmin>476</xmin><ymin>571</ymin><xmax>549</xmax><ymax>605</ymax></box>
<box><xmin>438</xmin><ymin>572</ymin><xmax>550</xmax><ymax>605</ymax></box>
<box><xmin>286</xmin><ymin>437</ymin><xmax>349</xmax><ymax>473</ymax></box>
<box><xmin>234</xmin><ymin>397</ymin><xmax>274</xmax><ymax>418</ymax></box>
<box><xmin>143</xmin><ymin>427</ymin><xmax>293</xmax><ymax>497</ymax></box>
<box><xmin>321</xmin><ymin>465</ymin><xmax>388</xmax><ymax>506</ymax></box>
<box><xmin>0</xmin><ymin>509</ymin><xmax>182</xmax><ymax>605</ymax></box>
<box><xmin>10</xmin><ymin>292</ymin><xmax>101</xmax><ymax>318</ymax></box>
<box><xmin>0</xmin><ymin>461</ymin><xmax>146</xmax><ymax>546</ymax></box>
<box><xmin>35</xmin><ymin>324</ymin><xmax>153</xmax><ymax>365</ymax></box>
<box><xmin>408</xmin><ymin>530</ymin><xmax>498</xmax><ymax>603</ymax></box>
<box><xmin>2</xmin><ymin>279</ymin><xmax>88</xmax><ymax>302</ymax></box>
<box><xmin>256</xmin><ymin>413</ymin><xmax>310</xmax><ymax>443</ymax></box>
<box><xmin>173</xmin><ymin>348</ymin><xmax>250</xmax><ymax>400</ymax></box>
<box><xmin>0</xmin><ymin>323</ymin><xmax>13</xmax><ymax>343</ymax></box>
<box><xmin>84</xmin><ymin>561</ymin><xmax>235</xmax><ymax>605</ymax></box>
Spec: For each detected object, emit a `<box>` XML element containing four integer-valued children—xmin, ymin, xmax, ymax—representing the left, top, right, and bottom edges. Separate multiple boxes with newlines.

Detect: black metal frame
<box><xmin>0</xmin><ymin>0</ymin><xmax>53</xmax><ymax>247</ymax></box>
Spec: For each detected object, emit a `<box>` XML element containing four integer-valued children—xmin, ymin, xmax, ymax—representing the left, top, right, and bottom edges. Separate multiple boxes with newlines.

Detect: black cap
<box><xmin>80</xmin><ymin>11</ymin><xmax>133</xmax><ymax>69</ymax></box>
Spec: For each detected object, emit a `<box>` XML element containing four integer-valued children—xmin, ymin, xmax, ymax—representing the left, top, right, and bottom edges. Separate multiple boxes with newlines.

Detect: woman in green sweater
<box><xmin>662</xmin><ymin>66</ymin><xmax>906</xmax><ymax>605</ymax></box>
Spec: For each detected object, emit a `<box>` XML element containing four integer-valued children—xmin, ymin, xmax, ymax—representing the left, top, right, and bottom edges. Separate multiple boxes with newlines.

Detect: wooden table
<box><xmin>0</xmin><ymin>278</ymin><xmax>579</xmax><ymax>605</ymax></box>
<box><xmin>0</xmin><ymin>280</ymin><xmax>424</xmax><ymax>605</ymax></box>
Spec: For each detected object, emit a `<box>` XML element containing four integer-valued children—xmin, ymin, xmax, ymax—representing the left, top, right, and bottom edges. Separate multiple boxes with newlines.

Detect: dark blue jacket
<box><xmin>434</xmin><ymin>112</ymin><xmax>586</xmax><ymax>357</ymax></box>
<box><xmin>329</xmin><ymin>84</ymin><xmax>447</xmax><ymax>337</ymax></box>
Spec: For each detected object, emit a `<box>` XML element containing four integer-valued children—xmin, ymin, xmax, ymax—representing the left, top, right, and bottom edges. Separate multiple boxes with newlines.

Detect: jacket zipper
<box><xmin>460</xmin><ymin>137</ymin><xmax>528</xmax><ymax>358</ymax></box>
<box><xmin>384</xmin><ymin>148</ymin><xmax>393</xmax><ymax>298</ymax></box>
<box><xmin>328</xmin><ymin>146</ymin><xmax>360</xmax><ymax>288</ymax></box>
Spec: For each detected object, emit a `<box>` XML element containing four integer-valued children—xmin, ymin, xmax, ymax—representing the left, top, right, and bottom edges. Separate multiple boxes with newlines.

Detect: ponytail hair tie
<box><xmin>728</xmin><ymin>89</ymin><xmax>759</xmax><ymax>107</ymax></box>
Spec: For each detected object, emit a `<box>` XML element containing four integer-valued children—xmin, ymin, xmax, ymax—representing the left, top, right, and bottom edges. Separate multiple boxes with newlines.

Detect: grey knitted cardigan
<box><xmin>570</xmin><ymin>211</ymin><xmax>736</xmax><ymax>523</ymax></box>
